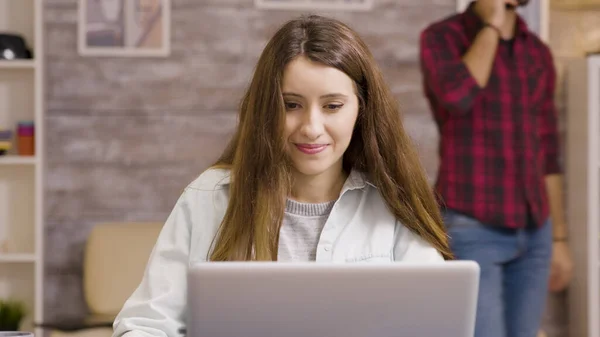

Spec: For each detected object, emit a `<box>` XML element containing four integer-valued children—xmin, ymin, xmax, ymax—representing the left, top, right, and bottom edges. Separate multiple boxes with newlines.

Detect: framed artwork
<box><xmin>455</xmin><ymin>0</ymin><xmax>549</xmax><ymax>42</ymax></box>
<box><xmin>78</xmin><ymin>0</ymin><xmax>171</xmax><ymax>57</ymax></box>
<box><xmin>255</xmin><ymin>0</ymin><xmax>374</xmax><ymax>11</ymax></box>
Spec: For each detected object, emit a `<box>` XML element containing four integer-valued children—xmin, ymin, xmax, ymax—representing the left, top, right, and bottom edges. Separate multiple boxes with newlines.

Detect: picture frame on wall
<box><xmin>455</xmin><ymin>0</ymin><xmax>549</xmax><ymax>42</ymax></box>
<box><xmin>78</xmin><ymin>0</ymin><xmax>171</xmax><ymax>57</ymax></box>
<box><xmin>255</xmin><ymin>0</ymin><xmax>374</xmax><ymax>11</ymax></box>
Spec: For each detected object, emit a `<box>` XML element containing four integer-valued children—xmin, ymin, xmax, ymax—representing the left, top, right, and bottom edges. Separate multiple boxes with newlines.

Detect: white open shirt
<box><xmin>112</xmin><ymin>168</ymin><xmax>444</xmax><ymax>337</ymax></box>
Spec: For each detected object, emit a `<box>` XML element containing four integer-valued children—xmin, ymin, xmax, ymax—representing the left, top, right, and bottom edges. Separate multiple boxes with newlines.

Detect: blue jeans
<box><xmin>442</xmin><ymin>210</ymin><xmax>552</xmax><ymax>337</ymax></box>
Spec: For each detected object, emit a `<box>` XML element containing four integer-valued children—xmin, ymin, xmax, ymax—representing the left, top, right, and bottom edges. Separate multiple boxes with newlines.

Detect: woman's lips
<box><xmin>295</xmin><ymin>143</ymin><xmax>328</xmax><ymax>155</ymax></box>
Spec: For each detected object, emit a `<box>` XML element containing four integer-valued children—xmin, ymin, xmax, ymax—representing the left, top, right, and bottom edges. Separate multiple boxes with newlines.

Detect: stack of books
<box><xmin>0</xmin><ymin>129</ymin><xmax>12</xmax><ymax>155</ymax></box>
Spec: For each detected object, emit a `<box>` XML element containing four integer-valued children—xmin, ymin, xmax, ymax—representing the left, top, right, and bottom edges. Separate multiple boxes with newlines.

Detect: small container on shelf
<box><xmin>16</xmin><ymin>121</ymin><xmax>34</xmax><ymax>156</ymax></box>
<box><xmin>0</xmin><ymin>129</ymin><xmax>13</xmax><ymax>156</ymax></box>
<box><xmin>0</xmin><ymin>34</ymin><xmax>33</xmax><ymax>60</ymax></box>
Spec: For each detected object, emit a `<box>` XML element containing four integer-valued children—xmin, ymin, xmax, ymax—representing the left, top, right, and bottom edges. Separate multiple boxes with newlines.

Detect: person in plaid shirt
<box><xmin>420</xmin><ymin>0</ymin><xmax>573</xmax><ymax>336</ymax></box>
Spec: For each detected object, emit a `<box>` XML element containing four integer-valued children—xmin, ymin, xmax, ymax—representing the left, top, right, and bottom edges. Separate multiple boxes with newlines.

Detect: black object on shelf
<box><xmin>34</xmin><ymin>321</ymin><xmax>113</xmax><ymax>332</ymax></box>
<box><xmin>34</xmin><ymin>315</ymin><xmax>114</xmax><ymax>332</ymax></box>
<box><xmin>0</xmin><ymin>34</ymin><xmax>33</xmax><ymax>60</ymax></box>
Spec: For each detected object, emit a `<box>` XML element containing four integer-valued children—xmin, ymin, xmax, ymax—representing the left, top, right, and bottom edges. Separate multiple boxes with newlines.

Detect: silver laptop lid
<box><xmin>187</xmin><ymin>261</ymin><xmax>479</xmax><ymax>337</ymax></box>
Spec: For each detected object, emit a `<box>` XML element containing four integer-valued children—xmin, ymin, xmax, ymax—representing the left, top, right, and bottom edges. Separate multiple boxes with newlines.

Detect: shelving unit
<box><xmin>566</xmin><ymin>54</ymin><xmax>600</xmax><ymax>337</ymax></box>
<box><xmin>0</xmin><ymin>0</ymin><xmax>44</xmax><ymax>335</ymax></box>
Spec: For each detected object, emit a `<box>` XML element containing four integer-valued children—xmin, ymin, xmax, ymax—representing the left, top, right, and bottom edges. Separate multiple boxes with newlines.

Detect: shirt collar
<box><xmin>462</xmin><ymin>1</ymin><xmax>529</xmax><ymax>42</ymax></box>
<box><xmin>343</xmin><ymin>169</ymin><xmax>373</xmax><ymax>191</ymax></box>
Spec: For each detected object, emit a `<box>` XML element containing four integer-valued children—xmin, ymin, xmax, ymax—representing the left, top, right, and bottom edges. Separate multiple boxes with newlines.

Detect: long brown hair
<box><xmin>208</xmin><ymin>15</ymin><xmax>452</xmax><ymax>261</ymax></box>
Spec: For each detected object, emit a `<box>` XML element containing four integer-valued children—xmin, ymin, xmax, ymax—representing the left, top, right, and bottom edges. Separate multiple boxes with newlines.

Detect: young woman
<box><xmin>112</xmin><ymin>14</ymin><xmax>452</xmax><ymax>337</ymax></box>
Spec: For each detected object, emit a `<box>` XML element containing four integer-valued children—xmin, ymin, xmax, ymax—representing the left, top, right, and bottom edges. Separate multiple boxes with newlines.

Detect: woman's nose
<box><xmin>299</xmin><ymin>106</ymin><xmax>325</xmax><ymax>140</ymax></box>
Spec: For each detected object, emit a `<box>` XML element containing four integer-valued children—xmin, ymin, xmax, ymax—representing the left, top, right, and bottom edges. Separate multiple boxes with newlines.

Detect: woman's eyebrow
<box><xmin>282</xmin><ymin>92</ymin><xmax>349</xmax><ymax>99</ymax></box>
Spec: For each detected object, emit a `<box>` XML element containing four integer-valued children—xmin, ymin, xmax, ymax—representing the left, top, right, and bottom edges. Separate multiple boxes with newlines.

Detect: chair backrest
<box><xmin>83</xmin><ymin>222</ymin><xmax>163</xmax><ymax>316</ymax></box>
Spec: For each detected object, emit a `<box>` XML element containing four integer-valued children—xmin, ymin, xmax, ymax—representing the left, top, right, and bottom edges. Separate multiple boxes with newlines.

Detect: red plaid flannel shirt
<box><xmin>419</xmin><ymin>4</ymin><xmax>561</xmax><ymax>229</ymax></box>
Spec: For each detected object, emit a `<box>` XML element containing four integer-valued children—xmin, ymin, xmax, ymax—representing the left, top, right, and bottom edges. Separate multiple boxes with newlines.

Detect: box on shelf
<box><xmin>16</xmin><ymin>121</ymin><xmax>33</xmax><ymax>156</ymax></box>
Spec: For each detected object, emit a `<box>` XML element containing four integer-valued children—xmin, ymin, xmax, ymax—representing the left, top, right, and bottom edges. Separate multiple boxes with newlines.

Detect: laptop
<box><xmin>186</xmin><ymin>261</ymin><xmax>479</xmax><ymax>337</ymax></box>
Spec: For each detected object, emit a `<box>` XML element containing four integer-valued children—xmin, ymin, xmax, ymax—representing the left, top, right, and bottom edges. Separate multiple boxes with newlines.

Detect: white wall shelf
<box><xmin>0</xmin><ymin>0</ymin><xmax>44</xmax><ymax>335</ymax></box>
<box><xmin>0</xmin><ymin>60</ymin><xmax>36</xmax><ymax>69</ymax></box>
<box><xmin>566</xmin><ymin>54</ymin><xmax>600</xmax><ymax>337</ymax></box>
<box><xmin>0</xmin><ymin>156</ymin><xmax>37</xmax><ymax>165</ymax></box>
<box><xmin>0</xmin><ymin>254</ymin><xmax>36</xmax><ymax>263</ymax></box>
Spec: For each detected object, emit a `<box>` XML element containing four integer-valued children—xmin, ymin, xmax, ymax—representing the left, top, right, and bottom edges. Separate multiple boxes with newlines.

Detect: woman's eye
<box><xmin>325</xmin><ymin>104</ymin><xmax>343</xmax><ymax>111</ymax></box>
<box><xmin>285</xmin><ymin>102</ymin><xmax>301</xmax><ymax>110</ymax></box>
